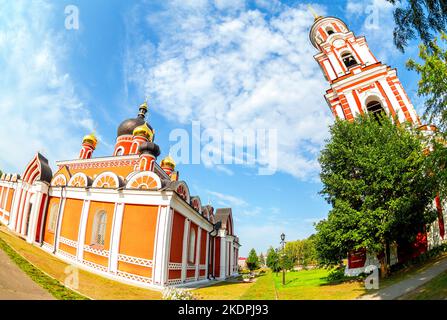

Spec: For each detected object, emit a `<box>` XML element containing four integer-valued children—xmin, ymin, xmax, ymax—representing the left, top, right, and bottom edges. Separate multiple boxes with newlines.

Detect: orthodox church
<box><xmin>309</xmin><ymin>14</ymin><xmax>446</xmax><ymax>275</ymax></box>
<box><xmin>0</xmin><ymin>101</ymin><xmax>240</xmax><ymax>289</ymax></box>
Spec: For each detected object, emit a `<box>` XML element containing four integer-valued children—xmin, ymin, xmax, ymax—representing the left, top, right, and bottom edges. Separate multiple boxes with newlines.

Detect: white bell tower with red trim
<box><xmin>309</xmin><ymin>15</ymin><xmax>420</xmax><ymax>124</ymax></box>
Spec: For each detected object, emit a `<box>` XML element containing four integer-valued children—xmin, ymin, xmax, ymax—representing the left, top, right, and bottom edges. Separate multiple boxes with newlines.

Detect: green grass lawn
<box><xmin>399</xmin><ymin>270</ymin><xmax>447</xmax><ymax>300</ymax></box>
<box><xmin>195</xmin><ymin>269</ymin><xmax>366</xmax><ymax>300</ymax></box>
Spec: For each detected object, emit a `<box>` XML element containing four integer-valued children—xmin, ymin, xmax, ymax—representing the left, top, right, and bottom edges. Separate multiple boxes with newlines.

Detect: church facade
<box><xmin>0</xmin><ymin>102</ymin><xmax>240</xmax><ymax>289</ymax></box>
<box><xmin>309</xmin><ymin>15</ymin><xmax>447</xmax><ymax>275</ymax></box>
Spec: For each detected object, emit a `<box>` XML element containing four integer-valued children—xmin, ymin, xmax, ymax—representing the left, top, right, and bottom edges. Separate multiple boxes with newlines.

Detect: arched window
<box><xmin>47</xmin><ymin>203</ymin><xmax>59</xmax><ymax>233</ymax></box>
<box><xmin>326</xmin><ymin>27</ymin><xmax>335</xmax><ymax>35</ymax></box>
<box><xmin>366</xmin><ymin>100</ymin><xmax>386</xmax><ymax>120</ymax></box>
<box><xmin>115</xmin><ymin>147</ymin><xmax>124</xmax><ymax>156</ymax></box>
<box><xmin>341</xmin><ymin>52</ymin><xmax>358</xmax><ymax>68</ymax></box>
<box><xmin>91</xmin><ymin>210</ymin><xmax>107</xmax><ymax>247</ymax></box>
<box><xmin>188</xmin><ymin>228</ymin><xmax>196</xmax><ymax>263</ymax></box>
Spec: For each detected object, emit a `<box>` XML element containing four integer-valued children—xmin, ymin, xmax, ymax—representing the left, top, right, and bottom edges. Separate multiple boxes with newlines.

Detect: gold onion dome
<box><xmin>133</xmin><ymin>122</ymin><xmax>154</xmax><ymax>141</ymax></box>
<box><xmin>83</xmin><ymin>133</ymin><xmax>98</xmax><ymax>148</ymax></box>
<box><xmin>161</xmin><ymin>155</ymin><xmax>176</xmax><ymax>169</ymax></box>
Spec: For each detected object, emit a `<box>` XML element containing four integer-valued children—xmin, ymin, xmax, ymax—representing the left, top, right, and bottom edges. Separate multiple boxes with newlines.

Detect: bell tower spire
<box><xmin>310</xmin><ymin>16</ymin><xmax>420</xmax><ymax>124</ymax></box>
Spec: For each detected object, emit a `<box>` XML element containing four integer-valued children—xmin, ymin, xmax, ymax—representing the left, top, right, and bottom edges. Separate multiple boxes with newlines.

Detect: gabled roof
<box><xmin>215</xmin><ymin>208</ymin><xmax>234</xmax><ymax>235</ymax></box>
<box><xmin>22</xmin><ymin>152</ymin><xmax>53</xmax><ymax>184</ymax></box>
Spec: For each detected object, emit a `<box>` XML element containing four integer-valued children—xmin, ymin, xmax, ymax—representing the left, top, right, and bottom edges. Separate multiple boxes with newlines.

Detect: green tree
<box><xmin>407</xmin><ymin>32</ymin><xmax>447</xmax><ymax>129</ymax></box>
<box><xmin>386</xmin><ymin>0</ymin><xmax>446</xmax><ymax>52</ymax></box>
<box><xmin>246</xmin><ymin>248</ymin><xmax>259</xmax><ymax>271</ymax></box>
<box><xmin>266</xmin><ymin>247</ymin><xmax>281</xmax><ymax>273</ymax></box>
<box><xmin>279</xmin><ymin>249</ymin><xmax>295</xmax><ymax>271</ymax></box>
<box><xmin>258</xmin><ymin>252</ymin><xmax>265</xmax><ymax>267</ymax></box>
<box><xmin>316</xmin><ymin>115</ymin><xmax>437</xmax><ymax>277</ymax></box>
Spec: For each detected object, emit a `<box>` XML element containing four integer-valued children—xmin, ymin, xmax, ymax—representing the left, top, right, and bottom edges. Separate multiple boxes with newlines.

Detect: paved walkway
<box><xmin>358</xmin><ymin>257</ymin><xmax>447</xmax><ymax>300</ymax></box>
<box><xmin>0</xmin><ymin>246</ymin><xmax>54</xmax><ymax>300</ymax></box>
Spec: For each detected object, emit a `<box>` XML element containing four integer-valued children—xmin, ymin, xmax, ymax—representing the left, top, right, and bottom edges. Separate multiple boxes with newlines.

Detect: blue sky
<box><xmin>0</xmin><ymin>0</ymin><xmax>426</xmax><ymax>256</ymax></box>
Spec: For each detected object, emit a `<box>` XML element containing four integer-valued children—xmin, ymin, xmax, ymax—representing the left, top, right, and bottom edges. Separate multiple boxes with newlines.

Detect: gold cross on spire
<box><xmin>307</xmin><ymin>4</ymin><xmax>322</xmax><ymax>21</ymax></box>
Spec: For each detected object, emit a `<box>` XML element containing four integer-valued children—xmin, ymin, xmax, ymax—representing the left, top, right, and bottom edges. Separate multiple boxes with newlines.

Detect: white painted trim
<box><xmin>163</xmin><ymin>208</ymin><xmax>174</xmax><ymax>285</ymax></box>
<box><xmin>56</xmin><ymin>154</ymin><xmax>139</xmax><ymax>166</ymax></box>
<box><xmin>205</xmin><ymin>231</ymin><xmax>209</xmax><ymax>278</ymax></box>
<box><xmin>27</xmin><ymin>191</ymin><xmax>43</xmax><ymax>244</ymax></box>
<box><xmin>125</xmin><ymin>171</ymin><xmax>162</xmax><ymax>189</ymax></box>
<box><xmin>219</xmin><ymin>236</ymin><xmax>227</xmax><ymax>279</ymax></box>
<box><xmin>54</xmin><ymin>192</ymin><xmax>67</xmax><ymax>252</ymax></box>
<box><xmin>181</xmin><ymin>219</ymin><xmax>190</xmax><ymax>282</ymax></box>
<box><xmin>195</xmin><ymin>226</ymin><xmax>201</xmax><ymax>280</ymax></box>
<box><xmin>108</xmin><ymin>202</ymin><xmax>124</xmax><ymax>273</ymax></box>
<box><xmin>76</xmin><ymin>199</ymin><xmax>91</xmax><ymax>261</ymax></box>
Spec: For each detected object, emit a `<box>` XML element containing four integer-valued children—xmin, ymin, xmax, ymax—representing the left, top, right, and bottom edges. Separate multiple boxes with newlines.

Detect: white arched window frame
<box><xmin>326</xmin><ymin>26</ymin><xmax>335</xmax><ymax>35</ymax></box>
<box><xmin>115</xmin><ymin>146</ymin><xmax>125</xmax><ymax>156</ymax></box>
<box><xmin>188</xmin><ymin>228</ymin><xmax>196</xmax><ymax>263</ymax></box>
<box><xmin>47</xmin><ymin>203</ymin><xmax>59</xmax><ymax>233</ymax></box>
<box><xmin>91</xmin><ymin>210</ymin><xmax>107</xmax><ymax>247</ymax></box>
<box><xmin>341</xmin><ymin>51</ymin><xmax>359</xmax><ymax>69</ymax></box>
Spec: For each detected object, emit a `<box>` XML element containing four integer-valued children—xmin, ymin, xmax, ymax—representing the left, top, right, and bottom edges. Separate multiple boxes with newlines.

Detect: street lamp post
<box><xmin>280</xmin><ymin>233</ymin><xmax>285</xmax><ymax>285</ymax></box>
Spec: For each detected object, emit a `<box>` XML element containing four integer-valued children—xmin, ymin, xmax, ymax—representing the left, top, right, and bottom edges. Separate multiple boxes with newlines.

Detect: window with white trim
<box><xmin>188</xmin><ymin>228</ymin><xmax>196</xmax><ymax>263</ymax></box>
<box><xmin>341</xmin><ymin>51</ymin><xmax>358</xmax><ymax>68</ymax></box>
<box><xmin>91</xmin><ymin>210</ymin><xmax>107</xmax><ymax>246</ymax></box>
<box><xmin>115</xmin><ymin>147</ymin><xmax>124</xmax><ymax>156</ymax></box>
<box><xmin>48</xmin><ymin>203</ymin><xmax>59</xmax><ymax>233</ymax></box>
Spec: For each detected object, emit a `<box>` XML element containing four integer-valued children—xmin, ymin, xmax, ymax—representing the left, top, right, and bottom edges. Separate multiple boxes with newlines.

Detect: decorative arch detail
<box><xmin>68</xmin><ymin>172</ymin><xmax>91</xmax><ymax>187</ymax></box>
<box><xmin>190</xmin><ymin>196</ymin><xmax>202</xmax><ymax>214</ymax></box>
<box><xmin>202</xmin><ymin>206</ymin><xmax>210</xmax><ymax>220</ymax></box>
<box><xmin>22</xmin><ymin>153</ymin><xmax>52</xmax><ymax>185</ymax></box>
<box><xmin>175</xmin><ymin>181</ymin><xmax>190</xmax><ymax>203</ymax></box>
<box><xmin>51</xmin><ymin>174</ymin><xmax>67</xmax><ymax>187</ymax></box>
<box><xmin>92</xmin><ymin>171</ymin><xmax>121</xmax><ymax>189</ymax></box>
<box><xmin>125</xmin><ymin>171</ymin><xmax>161</xmax><ymax>190</ymax></box>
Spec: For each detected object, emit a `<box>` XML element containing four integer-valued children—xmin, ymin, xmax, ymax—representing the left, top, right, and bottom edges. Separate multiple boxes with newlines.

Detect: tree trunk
<box><xmin>379</xmin><ymin>241</ymin><xmax>391</xmax><ymax>278</ymax></box>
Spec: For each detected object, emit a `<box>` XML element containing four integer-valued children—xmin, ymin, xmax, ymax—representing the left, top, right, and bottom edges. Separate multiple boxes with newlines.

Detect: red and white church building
<box><xmin>309</xmin><ymin>14</ymin><xmax>446</xmax><ymax>275</ymax></box>
<box><xmin>0</xmin><ymin>101</ymin><xmax>240</xmax><ymax>289</ymax></box>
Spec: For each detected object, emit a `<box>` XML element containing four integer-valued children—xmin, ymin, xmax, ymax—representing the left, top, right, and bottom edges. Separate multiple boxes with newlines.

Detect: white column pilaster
<box><xmin>27</xmin><ymin>191</ymin><xmax>43</xmax><ymax>244</ymax></box>
<box><xmin>54</xmin><ymin>194</ymin><xmax>67</xmax><ymax>252</ymax></box>
<box><xmin>181</xmin><ymin>219</ymin><xmax>190</xmax><ymax>282</ymax></box>
<box><xmin>76</xmin><ymin>199</ymin><xmax>91</xmax><ymax>261</ymax></box>
<box><xmin>108</xmin><ymin>202</ymin><xmax>124</xmax><ymax>273</ymax></box>
<box><xmin>205</xmin><ymin>232</ymin><xmax>209</xmax><ymax>279</ymax></box>
<box><xmin>195</xmin><ymin>227</ymin><xmax>201</xmax><ymax>280</ymax></box>
<box><xmin>153</xmin><ymin>206</ymin><xmax>174</xmax><ymax>286</ymax></box>
<box><xmin>219</xmin><ymin>234</ymin><xmax>227</xmax><ymax>279</ymax></box>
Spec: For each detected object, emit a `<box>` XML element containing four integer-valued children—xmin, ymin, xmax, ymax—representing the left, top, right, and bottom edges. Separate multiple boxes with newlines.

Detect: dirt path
<box><xmin>358</xmin><ymin>257</ymin><xmax>447</xmax><ymax>300</ymax></box>
<box><xmin>0</xmin><ymin>247</ymin><xmax>54</xmax><ymax>300</ymax></box>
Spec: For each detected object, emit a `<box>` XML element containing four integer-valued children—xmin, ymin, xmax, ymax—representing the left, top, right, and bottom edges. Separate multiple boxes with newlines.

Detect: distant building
<box><xmin>238</xmin><ymin>257</ymin><xmax>247</xmax><ymax>269</ymax></box>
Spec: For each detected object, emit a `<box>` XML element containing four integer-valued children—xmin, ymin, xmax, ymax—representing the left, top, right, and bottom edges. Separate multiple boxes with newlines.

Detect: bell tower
<box><xmin>309</xmin><ymin>15</ymin><xmax>420</xmax><ymax>124</ymax></box>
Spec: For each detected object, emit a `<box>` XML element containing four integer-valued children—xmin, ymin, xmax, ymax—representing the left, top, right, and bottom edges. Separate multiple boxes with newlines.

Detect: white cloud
<box><xmin>345</xmin><ymin>0</ymin><xmax>398</xmax><ymax>62</ymax></box>
<box><xmin>0</xmin><ymin>1</ymin><xmax>95</xmax><ymax>173</ymax></box>
<box><xmin>206</xmin><ymin>190</ymin><xmax>248</xmax><ymax>207</ymax></box>
<box><xmin>126</xmin><ymin>1</ymin><xmax>333</xmax><ymax>180</ymax></box>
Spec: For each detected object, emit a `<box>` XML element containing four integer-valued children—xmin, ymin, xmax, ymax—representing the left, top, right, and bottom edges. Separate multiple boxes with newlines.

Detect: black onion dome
<box><xmin>138</xmin><ymin>141</ymin><xmax>161</xmax><ymax>158</ymax></box>
<box><xmin>117</xmin><ymin>117</ymin><xmax>154</xmax><ymax>137</ymax></box>
<box><xmin>117</xmin><ymin>101</ymin><xmax>153</xmax><ymax>137</ymax></box>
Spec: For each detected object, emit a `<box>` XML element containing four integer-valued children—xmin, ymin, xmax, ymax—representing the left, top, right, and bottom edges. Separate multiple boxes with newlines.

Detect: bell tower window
<box><xmin>366</xmin><ymin>100</ymin><xmax>385</xmax><ymax>120</ymax></box>
<box><xmin>326</xmin><ymin>27</ymin><xmax>335</xmax><ymax>35</ymax></box>
<box><xmin>341</xmin><ymin>52</ymin><xmax>358</xmax><ymax>68</ymax></box>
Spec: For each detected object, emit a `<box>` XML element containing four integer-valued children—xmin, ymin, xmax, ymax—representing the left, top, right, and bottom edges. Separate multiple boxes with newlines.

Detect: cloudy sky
<box><xmin>0</xmin><ymin>0</ymin><xmax>425</xmax><ymax>256</ymax></box>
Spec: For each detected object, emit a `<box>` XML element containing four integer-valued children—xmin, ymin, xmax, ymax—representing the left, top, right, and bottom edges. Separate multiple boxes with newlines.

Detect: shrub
<box><xmin>162</xmin><ymin>287</ymin><xmax>197</xmax><ymax>300</ymax></box>
<box><xmin>326</xmin><ymin>267</ymin><xmax>346</xmax><ymax>283</ymax></box>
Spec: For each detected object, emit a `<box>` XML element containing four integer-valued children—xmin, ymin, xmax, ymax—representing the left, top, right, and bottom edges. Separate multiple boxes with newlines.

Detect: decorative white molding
<box><xmin>59</xmin><ymin>236</ymin><xmax>78</xmax><ymax>248</ymax></box>
<box><xmin>83</xmin><ymin>245</ymin><xmax>110</xmax><ymax>257</ymax></box>
<box><xmin>117</xmin><ymin>254</ymin><xmax>153</xmax><ymax>267</ymax></box>
<box><xmin>116</xmin><ymin>270</ymin><xmax>153</xmax><ymax>284</ymax></box>
<box><xmin>82</xmin><ymin>259</ymin><xmax>108</xmax><ymax>273</ymax></box>
<box><xmin>168</xmin><ymin>262</ymin><xmax>183</xmax><ymax>270</ymax></box>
